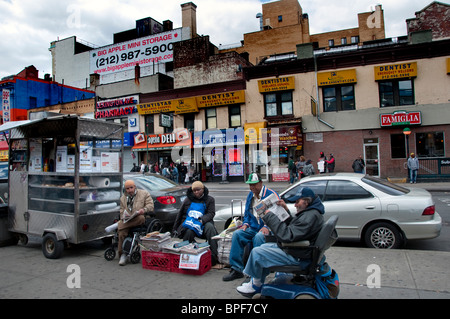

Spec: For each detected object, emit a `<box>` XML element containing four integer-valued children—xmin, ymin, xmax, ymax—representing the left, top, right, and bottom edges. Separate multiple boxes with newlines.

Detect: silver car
<box><xmin>214</xmin><ymin>173</ymin><xmax>442</xmax><ymax>249</ymax></box>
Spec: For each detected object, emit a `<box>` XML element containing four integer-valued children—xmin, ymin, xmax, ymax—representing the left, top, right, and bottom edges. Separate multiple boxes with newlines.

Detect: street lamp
<box><xmin>403</xmin><ymin>127</ymin><xmax>411</xmax><ymax>182</ymax></box>
<box><xmin>403</xmin><ymin>127</ymin><xmax>411</xmax><ymax>158</ymax></box>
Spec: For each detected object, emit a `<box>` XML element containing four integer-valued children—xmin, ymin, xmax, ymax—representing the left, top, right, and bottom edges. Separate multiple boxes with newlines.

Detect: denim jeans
<box><xmin>410</xmin><ymin>169</ymin><xmax>418</xmax><ymax>183</ymax></box>
<box><xmin>229</xmin><ymin>228</ymin><xmax>266</xmax><ymax>273</ymax></box>
<box><xmin>243</xmin><ymin>243</ymin><xmax>311</xmax><ymax>283</ymax></box>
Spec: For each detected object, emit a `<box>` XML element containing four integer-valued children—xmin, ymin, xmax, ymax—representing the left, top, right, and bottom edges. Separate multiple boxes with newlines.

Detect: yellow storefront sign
<box><xmin>197</xmin><ymin>91</ymin><xmax>245</xmax><ymax>108</ymax></box>
<box><xmin>317</xmin><ymin>69</ymin><xmax>357</xmax><ymax>86</ymax></box>
<box><xmin>244</xmin><ymin>122</ymin><xmax>267</xmax><ymax>144</ymax></box>
<box><xmin>137</xmin><ymin>100</ymin><xmax>175</xmax><ymax>115</ymax></box>
<box><xmin>172</xmin><ymin>97</ymin><xmax>198</xmax><ymax>114</ymax></box>
<box><xmin>374</xmin><ymin>62</ymin><xmax>418</xmax><ymax>81</ymax></box>
<box><xmin>0</xmin><ymin>150</ymin><xmax>8</xmax><ymax>161</ymax></box>
<box><xmin>258</xmin><ymin>76</ymin><xmax>295</xmax><ymax>92</ymax></box>
<box><xmin>447</xmin><ymin>58</ymin><xmax>450</xmax><ymax>74</ymax></box>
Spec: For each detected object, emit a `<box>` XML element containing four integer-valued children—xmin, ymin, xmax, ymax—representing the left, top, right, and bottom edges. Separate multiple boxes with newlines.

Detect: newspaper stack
<box><xmin>141</xmin><ymin>232</ymin><xmax>171</xmax><ymax>252</ymax></box>
<box><xmin>179</xmin><ymin>243</ymin><xmax>210</xmax><ymax>255</ymax></box>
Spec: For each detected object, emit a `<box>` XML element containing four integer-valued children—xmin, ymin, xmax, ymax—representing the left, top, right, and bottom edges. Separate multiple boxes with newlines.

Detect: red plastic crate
<box><xmin>171</xmin><ymin>250</ymin><xmax>211</xmax><ymax>276</ymax></box>
<box><xmin>141</xmin><ymin>251</ymin><xmax>172</xmax><ymax>272</ymax></box>
<box><xmin>141</xmin><ymin>250</ymin><xmax>211</xmax><ymax>275</ymax></box>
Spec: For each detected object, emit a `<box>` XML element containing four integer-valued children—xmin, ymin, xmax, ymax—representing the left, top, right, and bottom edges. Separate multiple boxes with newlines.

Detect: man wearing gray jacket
<box><xmin>236</xmin><ymin>187</ymin><xmax>325</xmax><ymax>297</ymax></box>
<box><xmin>407</xmin><ymin>153</ymin><xmax>419</xmax><ymax>183</ymax></box>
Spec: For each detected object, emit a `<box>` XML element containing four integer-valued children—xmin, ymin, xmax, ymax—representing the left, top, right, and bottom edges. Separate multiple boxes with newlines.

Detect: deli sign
<box><xmin>380</xmin><ymin>111</ymin><xmax>422</xmax><ymax>127</ymax></box>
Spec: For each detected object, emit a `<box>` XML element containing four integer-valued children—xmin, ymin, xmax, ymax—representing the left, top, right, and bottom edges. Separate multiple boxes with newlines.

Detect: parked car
<box><xmin>123</xmin><ymin>173</ymin><xmax>188</xmax><ymax>229</ymax></box>
<box><xmin>214</xmin><ymin>173</ymin><xmax>442</xmax><ymax>249</ymax></box>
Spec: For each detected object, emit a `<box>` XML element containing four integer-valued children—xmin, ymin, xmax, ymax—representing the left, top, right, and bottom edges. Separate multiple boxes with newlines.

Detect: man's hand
<box><xmin>276</xmin><ymin>200</ymin><xmax>289</xmax><ymax>212</ymax></box>
<box><xmin>259</xmin><ymin>227</ymin><xmax>270</xmax><ymax>235</ymax></box>
<box><xmin>138</xmin><ymin>208</ymin><xmax>145</xmax><ymax>215</ymax></box>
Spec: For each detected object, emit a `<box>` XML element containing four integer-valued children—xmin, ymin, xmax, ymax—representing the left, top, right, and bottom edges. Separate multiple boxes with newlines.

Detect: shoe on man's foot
<box><xmin>236</xmin><ymin>279</ymin><xmax>262</xmax><ymax>298</ymax></box>
<box><xmin>222</xmin><ymin>269</ymin><xmax>244</xmax><ymax>281</ymax></box>
<box><xmin>119</xmin><ymin>254</ymin><xmax>128</xmax><ymax>266</ymax></box>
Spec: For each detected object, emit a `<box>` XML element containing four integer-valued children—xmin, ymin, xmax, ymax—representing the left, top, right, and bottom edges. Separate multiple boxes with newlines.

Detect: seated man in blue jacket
<box><xmin>236</xmin><ymin>187</ymin><xmax>325</xmax><ymax>297</ymax></box>
<box><xmin>223</xmin><ymin>173</ymin><xmax>280</xmax><ymax>281</ymax></box>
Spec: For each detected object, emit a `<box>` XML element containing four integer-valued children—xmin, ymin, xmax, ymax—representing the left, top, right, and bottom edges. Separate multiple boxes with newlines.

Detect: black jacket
<box><xmin>172</xmin><ymin>186</ymin><xmax>216</xmax><ymax>233</ymax></box>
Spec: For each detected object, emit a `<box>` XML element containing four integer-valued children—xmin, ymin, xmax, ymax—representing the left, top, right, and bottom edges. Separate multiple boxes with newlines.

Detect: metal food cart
<box><xmin>0</xmin><ymin>115</ymin><xmax>124</xmax><ymax>259</ymax></box>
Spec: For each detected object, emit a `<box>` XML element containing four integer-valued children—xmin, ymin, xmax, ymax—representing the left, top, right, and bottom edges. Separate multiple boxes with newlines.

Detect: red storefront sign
<box><xmin>380</xmin><ymin>111</ymin><xmax>422</xmax><ymax>127</ymax></box>
<box><xmin>262</xmin><ymin>126</ymin><xmax>303</xmax><ymax>147</ymax></box>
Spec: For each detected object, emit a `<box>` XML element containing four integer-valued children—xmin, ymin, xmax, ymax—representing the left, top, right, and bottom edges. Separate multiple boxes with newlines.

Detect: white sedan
<box><xmin>213</xmin><ymin>173</ymin><xmax>442</xmax><ymax>249</ymax></box>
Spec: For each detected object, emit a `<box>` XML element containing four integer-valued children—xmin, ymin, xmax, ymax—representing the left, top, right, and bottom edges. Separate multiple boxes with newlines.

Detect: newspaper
<box><xmin>122</xmin><ymin>209</ymin><xmax>139</xmax><ymax>223</ymax></box>
<box><xmin>253</xmin><ymin>193</ymin><xmax>290</xmax><ymax>222</ymax></box>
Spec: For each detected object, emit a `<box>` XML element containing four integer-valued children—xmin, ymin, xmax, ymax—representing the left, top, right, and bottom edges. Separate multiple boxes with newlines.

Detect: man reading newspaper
<box><xmin>236</xmin><ymin>187</ymin><xmax>325</xmax><ymax>297</ymax></box>
<box><xmin>118</xmin><ymin>180</ymin><xmax>154</xmax><ymax>266</ymax></box>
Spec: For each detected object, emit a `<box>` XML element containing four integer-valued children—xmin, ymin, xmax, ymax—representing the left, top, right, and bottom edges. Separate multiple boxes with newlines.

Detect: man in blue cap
<box><xmin>223</xmin><ymin>172</ymin><xmax>280</xmax><ymax>282</ymax></box>
<box><xmin>236</xmin><ymin>187</ymin><xmax>325</xmax><ymax>297</ymax></box>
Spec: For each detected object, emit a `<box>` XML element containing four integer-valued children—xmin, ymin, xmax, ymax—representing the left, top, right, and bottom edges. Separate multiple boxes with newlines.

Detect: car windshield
<box><xmin>127</xmin><ymin>175</ymin><xmax>177</xmax><ymax>191</ymax></box>
<box><xmin>362</xmin><ymin>176</ymin><xmax>410</xmax><ymax>196</ymax></box>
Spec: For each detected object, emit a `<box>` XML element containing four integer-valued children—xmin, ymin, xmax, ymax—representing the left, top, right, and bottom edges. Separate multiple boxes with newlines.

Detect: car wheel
<box><xmin>364</xmin><ymin>222</ymin><xmax>402</xmax><ymax>249</ymax></box>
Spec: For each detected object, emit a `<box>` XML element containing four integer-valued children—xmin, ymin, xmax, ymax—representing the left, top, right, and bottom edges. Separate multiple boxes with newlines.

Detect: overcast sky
<box><xmin>0</xmin><ymin>0</ymin><xmax>440</xmax><ymax>80</ymax></box>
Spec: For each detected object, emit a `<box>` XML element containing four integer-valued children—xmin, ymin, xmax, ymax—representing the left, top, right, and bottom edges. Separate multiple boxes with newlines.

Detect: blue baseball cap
<box><xmin>287</xmin><ymin>187</ymin><xmax>315</xmax><ymax>202</ymax></box>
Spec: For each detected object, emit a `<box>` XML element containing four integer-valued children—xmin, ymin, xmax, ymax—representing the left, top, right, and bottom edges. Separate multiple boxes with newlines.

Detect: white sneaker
<box><xmin>236</xmin><ymin>279</ymin><xmax>262</xmax><ymax>297</ymax></box>
<box><xmin>119</xmin><ymin>254</ymin><xmax>128</xmax><ymax>266</ymax></box>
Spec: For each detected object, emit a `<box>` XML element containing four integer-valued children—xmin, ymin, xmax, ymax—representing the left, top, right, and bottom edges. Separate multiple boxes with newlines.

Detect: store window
<box><xmin>416</xmin><ymin>132</ymin><xmax>445</xmax><ymax>158</ymax></box>
<box><xmin>229</xmin><ymin>105</ymin><xmax>241</xmax><ymax>128</ymax></box>
<box><xmin>379</xmin><ymin>79</ymin><xmax>414</xmax><ymax>107</ymax></box>
<box><xmin>323</xmin><ymin>85</ymin><xmax>355</xmax><ymax>112</ymax></box>
<box><xmin>390</xmin><ymin>133</ymin><xmax>406</xmax><ymax>159</ymax></box>
<box><xmin>206</xmin><ymin>108</ymin><xmax>217</xmax><ymax>129</ymax></box>
<box><xmin>264</xmin><ymin>91</ymin><xmax>293</xmax><ymax>118</ymax></box>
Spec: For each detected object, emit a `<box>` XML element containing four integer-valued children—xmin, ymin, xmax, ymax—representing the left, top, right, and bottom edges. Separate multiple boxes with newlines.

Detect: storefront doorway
<box><xmin>364</xmin><ymin>139</ymin><xmax>380</xmax><ymax>177</ymax></box>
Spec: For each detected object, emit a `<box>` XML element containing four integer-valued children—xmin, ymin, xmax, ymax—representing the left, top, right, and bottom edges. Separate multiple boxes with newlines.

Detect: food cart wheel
<box><xmin>42</xmin><ymin>233</ymin><xmax>64</xmax><ymax>259</ymax></box>
<box><xmin>104</xmin><ymin>247</ymin><xmax>116</xmax><ymax>261</ymax></box>
<box><xmin>18</xmin><ymin>234</ymin><xmax>28</xmax><ymax>246</ymax></box>
<box><xmin>130</xmin><ymin>251</ymin><xmax>141</xmax><ymax>264</ymax></box>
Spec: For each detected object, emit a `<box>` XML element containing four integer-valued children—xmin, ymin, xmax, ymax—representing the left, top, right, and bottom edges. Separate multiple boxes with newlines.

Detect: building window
<box><xmin>341</xmin><ymin>37</ymin><xmax>347</xmax><ymax>45</ymax></box>
<box><xmin>323</xmin><ymin>85</ymin><xmax>355</xmax><ymax>112</ymax></box>
<box><xmin>379</xmin><ymin>79</ymin><xmax>414</xmax><ymax>107</ymax></box>
<box><xmin>278</xmin><ymin>15</ymin><xmax>283</xmax><ymax>22</ymax></box>
<box><xmin>328</xmin><ymin>39</ymin><xmax>334</xmax><ymax>47</ymax></box>
<box><xmin>184</xmin><ymin>113</ymin><xmax>195</xmax><ymax>132</ymax></box>
<box><xmin>206</xmin><ymin>108</ymin><xmax>217</xmax><ymax>129</ymax></box>
<box><xmin>264</xmin><ymin>91</ymin><xmax>293</xmax><ymax>118</ymax></box>
<box><xmin>229</xmin><ymin>105</ymin><xmax>241</xmax><ymax>128</ymax></box>
<box><xmin>351</xmin><ymin>36</ymin><xmax>359</xmax><ymax>44</ymax></box>
<box><xmin>145</xmin><ymin>115</ymin><xmax>154</xmax><ymax>134</ymax></box>
<box><xmin>391</xmin><ymin>134</ymin><xmax>406</xmax><ymax>159</ymax></box>
<box><xmin>416</xmin><ymin>132</ymin><xmax>444</xmax><ymax>158</ymax></box>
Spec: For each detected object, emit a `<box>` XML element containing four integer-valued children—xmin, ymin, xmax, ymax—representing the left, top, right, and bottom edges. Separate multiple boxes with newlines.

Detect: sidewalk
<box><xmin>0</xmin><ymin>178</ymin><xmax>448</xmax><ymax>300</ymax></box>
<box><xmin>0</xmin><ymin>242</ymin><xmax>448</xmax><ymax>299</ymax></box>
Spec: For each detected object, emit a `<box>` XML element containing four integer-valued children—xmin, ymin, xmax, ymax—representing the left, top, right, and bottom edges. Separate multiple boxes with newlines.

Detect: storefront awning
<box><xmin>132</xmin><ymin>131</ymin><xmax>192</xmax><ymax>151</ymax></box>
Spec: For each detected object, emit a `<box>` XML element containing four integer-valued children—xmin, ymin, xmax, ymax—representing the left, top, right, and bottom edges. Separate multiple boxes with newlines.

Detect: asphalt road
<box><xmin>209</xmin><ymin>189</ymin><xmax>450</xmax><ymax>252</ymax></box>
